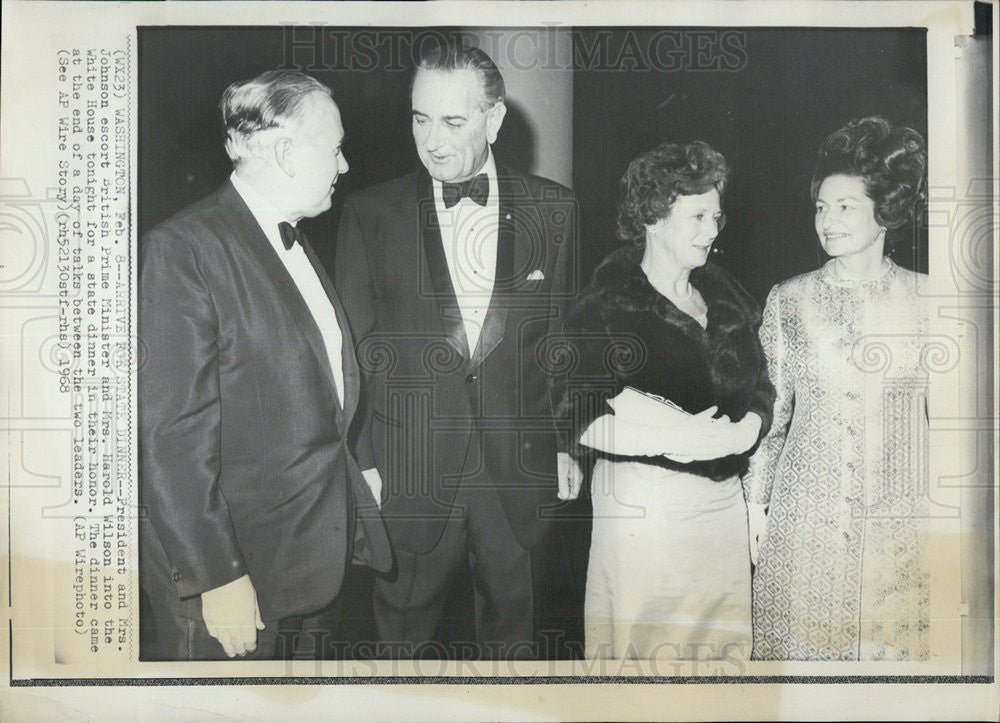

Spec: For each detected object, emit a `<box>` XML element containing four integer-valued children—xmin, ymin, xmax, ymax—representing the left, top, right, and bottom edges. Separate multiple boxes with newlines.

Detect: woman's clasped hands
<box><xmin>660</xmin><ymin>407</ymin><xmax>762</xmax><ymax>463</ymax></box>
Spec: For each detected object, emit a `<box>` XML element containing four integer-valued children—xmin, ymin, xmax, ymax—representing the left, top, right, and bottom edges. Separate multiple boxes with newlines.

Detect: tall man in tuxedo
<box><xmin>139</xmin><ymin>70</ymin><xmax>389</xmax><ymax>660</ymax></box>
<box><xmin>336</xmin><ymin>43</ymin><xmax>583</xmax><ymax>658</ymax></box>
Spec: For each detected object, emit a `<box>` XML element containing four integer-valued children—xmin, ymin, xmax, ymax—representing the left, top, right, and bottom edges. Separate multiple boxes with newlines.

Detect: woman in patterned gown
<box><xmin>745</xmin><ymin>117</ymin><xmax>930</xmax><ymax>661</ymax></box>
<box><xmin>551</xmin><ymin>141</ymin><xmax>775</xmax><ymax>661</ymax></box>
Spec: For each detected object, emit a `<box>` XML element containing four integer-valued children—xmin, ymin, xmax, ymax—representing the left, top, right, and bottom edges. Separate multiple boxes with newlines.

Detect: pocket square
<box><xmin>526</xmin><ymin>269</ymin><xmax>545</xmax><ymax>281</ymax></box>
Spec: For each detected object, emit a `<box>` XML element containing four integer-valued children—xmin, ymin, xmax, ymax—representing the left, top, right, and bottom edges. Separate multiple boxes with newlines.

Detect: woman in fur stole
<box><xmin>549</xmin><ymin>141</ymin><xmax>774</xmax><ymax>661</ymax></box>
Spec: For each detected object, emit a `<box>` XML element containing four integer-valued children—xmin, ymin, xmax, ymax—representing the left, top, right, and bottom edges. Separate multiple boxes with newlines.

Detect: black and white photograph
<box><xmin>0</xmin><ymin>1</ymin><xmax>995</xmax><ymax>720</ymax></box>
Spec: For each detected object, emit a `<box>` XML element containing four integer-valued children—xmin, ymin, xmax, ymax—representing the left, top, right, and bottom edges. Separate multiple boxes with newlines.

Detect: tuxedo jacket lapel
<box><xmin>221</xmin><ymin>182</ymin><xmax>345</xmax><ymax>422</ymax></box>
<box><xmin>468</xmin><ymin>170</ymin><xmax>518</xmax><ymax>371</ymax></box>
<box><xmin>418</xmin><ymin>171</ymin><xmax>472</xmax><ymax>360</ymax></box>
<box><xmin>300</xmin><ymin>236</ymin><xmax>357</xmax><ymax>427</ymax></box>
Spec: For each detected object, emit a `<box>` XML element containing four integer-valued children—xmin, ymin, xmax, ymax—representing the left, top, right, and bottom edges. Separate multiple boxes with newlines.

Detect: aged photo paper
<box><xmin>1</xmin><ymin>0</ymin><xmax>996</xmax><ymax>720</ymax></box>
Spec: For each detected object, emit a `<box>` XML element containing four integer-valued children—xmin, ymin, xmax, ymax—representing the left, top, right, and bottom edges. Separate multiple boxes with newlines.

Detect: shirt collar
<box><xmin>230</xmin><ymin>171</ymin><xmax>295</xmax><ymax>248</ymax></box>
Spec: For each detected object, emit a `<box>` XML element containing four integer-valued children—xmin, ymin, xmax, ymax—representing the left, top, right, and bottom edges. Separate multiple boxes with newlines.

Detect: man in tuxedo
<box><xmin>335</xmin><ymin>43</ymin><xmax>583</xmax><ymax>658</ymax></box>
<box><xmin>139</xmin><ymin>70</ymin><xmax>389</xmax><ymax>660</ymax></box>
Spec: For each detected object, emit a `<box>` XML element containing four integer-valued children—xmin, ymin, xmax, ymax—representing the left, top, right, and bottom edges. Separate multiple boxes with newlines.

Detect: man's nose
<box><xmin>425</xmin><ymin>122</ymin><xmax>443</xmax><ymax>150</ymax></box>
<box><xmin>339</xmin><ymin>152</ymin><xmax>349</xmax><ymax>174</ymax></box>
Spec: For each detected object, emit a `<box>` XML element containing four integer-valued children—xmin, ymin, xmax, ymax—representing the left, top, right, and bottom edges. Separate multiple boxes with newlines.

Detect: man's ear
<box><xmin>485</xmin><ymin>101</ymin><xmax>507</xmax><ymax>145</ymax></box>
<box><xmin>272</xmin><ymin>136</ymin><xmax>295</xmax><ymax>178</ymax></box>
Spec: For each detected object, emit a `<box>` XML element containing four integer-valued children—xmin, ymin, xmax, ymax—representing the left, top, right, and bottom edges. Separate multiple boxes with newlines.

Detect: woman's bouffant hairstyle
<box><xmin>811</xmin><ymin>116</ymin><xmax>927</xmax><ymax>248</ymax></box>
<box><xmin>617</xmin><ymin>141</ymin><xmax>730</xmax><ymax>245</ymax></box>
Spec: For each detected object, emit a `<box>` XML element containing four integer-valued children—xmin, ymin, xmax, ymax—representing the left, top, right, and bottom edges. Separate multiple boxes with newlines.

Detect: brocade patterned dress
<box><xmin>744</xmin><ymin>259</ymin><xmax>931</xmax><ymax>661</ymax></box>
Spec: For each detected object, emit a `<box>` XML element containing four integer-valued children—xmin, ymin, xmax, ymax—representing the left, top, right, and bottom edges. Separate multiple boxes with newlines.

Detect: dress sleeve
<box><xmin>746</xmin><ymin>305</ymin><xmax>777</xmax><ymax>443</ymax></box>
<box><xmin>743</xmin><ymin>285</ymin><xmax>795</xmax><ymax>506</ymax></box>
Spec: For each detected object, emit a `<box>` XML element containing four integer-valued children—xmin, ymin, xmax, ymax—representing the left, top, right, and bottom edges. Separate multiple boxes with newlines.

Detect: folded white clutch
<box><xmin>577</xmin><ymin>387</ymin><xmax>696</xmax><ymax>458</ymax></box>
<box><xmin>605</xmin><ymin>386</ymin><xmax>691</xmax><ymax>428</ymax></box>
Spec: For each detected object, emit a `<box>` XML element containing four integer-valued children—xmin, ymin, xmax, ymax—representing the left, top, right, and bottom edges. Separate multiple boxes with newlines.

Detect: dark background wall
<box><xmin>139</xmin><ymin>26</ymin><xmax>927</xmax><ymax>304</ymax></box>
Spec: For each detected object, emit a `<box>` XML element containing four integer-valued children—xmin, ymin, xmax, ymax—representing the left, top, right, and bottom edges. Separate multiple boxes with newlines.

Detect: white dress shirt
<box><xmin>432</xmin><ymin>150</ymin><xmax>499</xmax><ymax>356</ymax></box>
<box><xmin>230</xmin><ymin>172</ymin><xmax>346</xmax><ymax>404</ymax></box>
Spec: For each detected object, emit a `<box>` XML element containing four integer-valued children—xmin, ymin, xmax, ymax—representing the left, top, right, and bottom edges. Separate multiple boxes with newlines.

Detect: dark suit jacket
<box><xmin>138</xmin><ymin>180</ymin><xmax>390</xmax><ymax>622</ymax></box>
<box><xmin>335</xmin><ymin>164</ymin><xmax>578</xmax><ymax>555</ymax></box>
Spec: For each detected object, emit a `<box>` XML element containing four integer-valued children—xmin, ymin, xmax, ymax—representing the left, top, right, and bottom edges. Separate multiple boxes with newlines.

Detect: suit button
<box><xmin>466</xmin><ymin>373</ymin><xmax>478</xmax><ymax>383</ymax></box>
<box><xmin>171</xmin><ymin>572</ymin><xmax>182</xmax><ymax>582</ymax></box>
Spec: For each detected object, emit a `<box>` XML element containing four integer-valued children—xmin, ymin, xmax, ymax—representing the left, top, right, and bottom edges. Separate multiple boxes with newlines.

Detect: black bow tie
<box><xmin>442</xmin><ymin>173</ymin><xmax>489</xmax><ymax>208</ymax></box>
<box><xmin>278</xmin><ymin>221</ymin><xmax>306</xmax><ymax>251</ymax></box>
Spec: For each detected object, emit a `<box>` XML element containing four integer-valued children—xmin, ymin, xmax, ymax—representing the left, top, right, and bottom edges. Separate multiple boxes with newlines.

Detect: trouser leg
<box><xmin>531</xmin><ymin>507</ymin><xmax>590</xmax><ymax>659</ymax></box>
<box><xmin>464</xmin><ymin>480</ymin><xmax>535</xmax><ymax>659</ymax></box>
<box><xmin>276</xmin><ymin>594</ymin><xmax>346</xmax><ymax>659</ymax></box>
<box><xmin>373</xmin><ymin>513</ymin><xmax>467</xmax><ymax>658</ymax></box>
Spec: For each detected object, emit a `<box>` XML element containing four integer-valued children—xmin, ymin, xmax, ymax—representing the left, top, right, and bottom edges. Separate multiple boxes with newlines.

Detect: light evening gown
<box><xmin>745</xmin><ymin>259</ymin><xmax>931</xmax><ymax>661</ymax></box>
<box><xmin>585</xmin><ymin>461</ymin><xmax>752</xmax><ymax>661</ymax></box>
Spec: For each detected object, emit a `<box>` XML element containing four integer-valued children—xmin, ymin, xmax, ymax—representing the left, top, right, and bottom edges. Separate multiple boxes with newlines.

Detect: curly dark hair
<box><xmin>616</xmin><ymin>141</ymin><xmax>730</xmax><ymax>245</ymax></box>
<box><xmin>811</xmin><ymin>116</ymin><xmax>927</xmax><ymax>249</ymax></box>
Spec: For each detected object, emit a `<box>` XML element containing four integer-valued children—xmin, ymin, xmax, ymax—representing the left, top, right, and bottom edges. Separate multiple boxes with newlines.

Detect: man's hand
<box><xmin>362</xmin><ymin>467</ymin><xmax>383</xmax><ymax>508</ymax></box>
<box><xmin>201</xmin><ymin>574</ymin><xmax>265</xmax><ymax>658</ymax></box>
<box><xmin>557</xmin><ymin>452</ymin><xmax>583</xmax><ymax>500</ymax></box>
